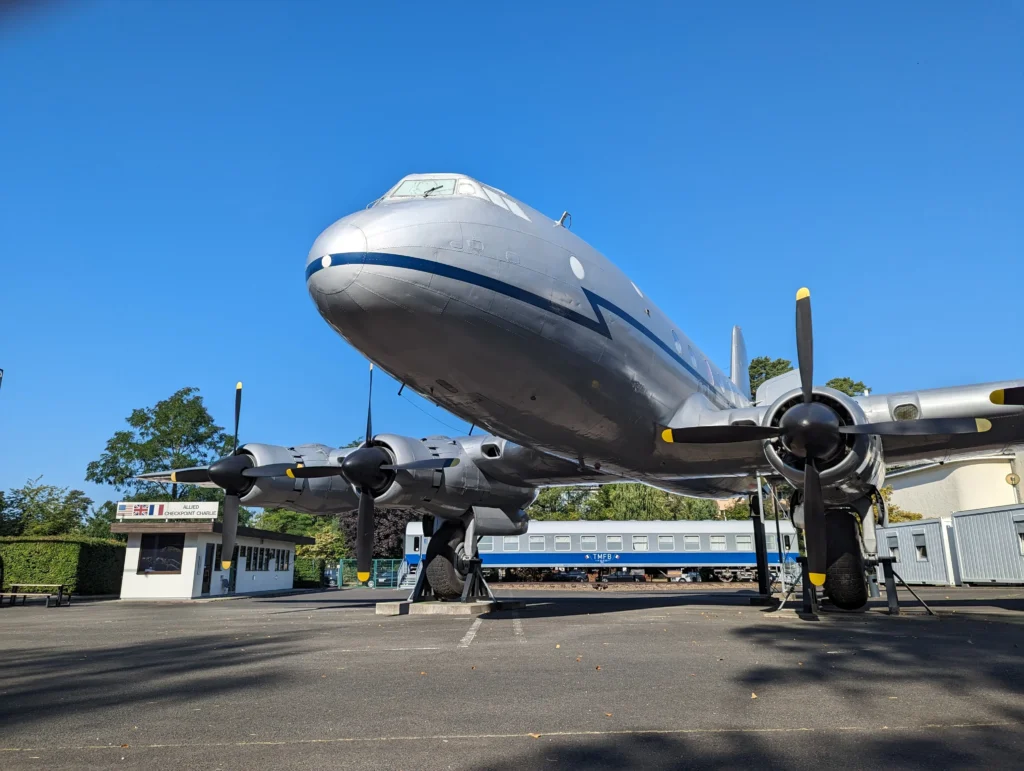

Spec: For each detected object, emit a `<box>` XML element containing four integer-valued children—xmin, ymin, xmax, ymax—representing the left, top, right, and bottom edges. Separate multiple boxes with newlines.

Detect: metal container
<box><xmin>951</xmin><ymin>504</ymin><xmax>1024</xmax><ymax>585</ymax></box>
<box><xmin>875</xmin><ymin>518</ymin><xmax>953</xmax><ymax>585</ymax></box>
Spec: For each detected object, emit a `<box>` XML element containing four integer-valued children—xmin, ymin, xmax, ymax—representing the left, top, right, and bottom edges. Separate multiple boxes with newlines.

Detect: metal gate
<box><xmin>338</xmin><ymin>559</ymin><xmax>404</xmax><ymax>588</ymax></box>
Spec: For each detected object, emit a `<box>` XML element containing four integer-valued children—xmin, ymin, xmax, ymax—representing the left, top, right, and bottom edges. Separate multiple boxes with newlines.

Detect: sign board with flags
<box><xmin>116</xmin><ymin>501</ymin><xmax>219</xmax><ymax>520</ymax></box>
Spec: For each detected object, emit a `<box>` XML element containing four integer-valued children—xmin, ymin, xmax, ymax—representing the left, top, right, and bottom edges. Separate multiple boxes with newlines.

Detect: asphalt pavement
<box><xmin>1</xmin><ymin>585</ymin><xmax>1023</xmax><ymax>770</ymax></box>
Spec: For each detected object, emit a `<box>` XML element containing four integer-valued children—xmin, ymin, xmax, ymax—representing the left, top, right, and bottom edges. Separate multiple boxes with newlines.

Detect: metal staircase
<box><xmin>399</xmin><ymin>562</ymin><xmax>418</xmax><ymax>590</ymax></box>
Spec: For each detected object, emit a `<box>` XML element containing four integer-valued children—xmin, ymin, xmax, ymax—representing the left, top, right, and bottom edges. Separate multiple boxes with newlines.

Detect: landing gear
<box><xmin>824</xmin><ymin>510</ymin><xmax>868</xmax><ymax>610</ymax></box>
<box><xmin>415</xmin><ymin>521</ymin><xmax>495</xmax><ymax>602</ymax></box>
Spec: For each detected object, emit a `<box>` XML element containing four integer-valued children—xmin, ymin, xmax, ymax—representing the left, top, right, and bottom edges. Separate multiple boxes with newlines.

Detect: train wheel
<box><xmin>824</xmin><ymin>510</ymin><xmax>868</xmax><ymax>610</ymax></box>
<box><xmin>424</xmin><ymin>521</ymin><xmax>468</xmax><ymax>600</ymax></box>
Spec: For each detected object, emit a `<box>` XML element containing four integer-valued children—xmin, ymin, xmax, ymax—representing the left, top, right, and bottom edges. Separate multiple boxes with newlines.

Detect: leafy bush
<box><xmin>0</xmin><ymin>535</ymin><xmax>125</xmax><ymax>594</ymax></box>
<box><xmin>293</xmin><ymin>556</ymin><xmax>325</xmax><ymax>588</ymax></box>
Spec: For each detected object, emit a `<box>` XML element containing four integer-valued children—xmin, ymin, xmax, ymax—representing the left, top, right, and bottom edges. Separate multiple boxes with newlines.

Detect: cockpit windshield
<box><xmin>390</xmin><ymin>178</ymin><xmax>456</xmax><ymax>198</ymax></box>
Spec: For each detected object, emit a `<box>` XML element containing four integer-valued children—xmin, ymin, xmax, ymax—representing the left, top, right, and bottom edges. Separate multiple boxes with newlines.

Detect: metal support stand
<box><xmin>878</xmin><ymin>557</ymin><xmax>900</xmax><ymax>616</ymax></box>
<box><xmin>749</xmin><ymin>487</ymin><xmax>775</xmax><ymax>606</ymax></box>
<box><xmin>408</xmin><ymin>561</ymin><xmax>434</xmax><ymax>603</ymax></box>
<box><xmin>798</xmin><ymin>557</ymin><xmax>819</xmax><ymax>617</ymax></box>
<box><xmin>459</xmin><ymin>558</ymin><xmax>496</xmax><ymax>603</ymax></box>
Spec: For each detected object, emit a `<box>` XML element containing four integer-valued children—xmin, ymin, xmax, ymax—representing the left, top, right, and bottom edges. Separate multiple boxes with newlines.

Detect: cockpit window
<box><xmin>391</xmin><ymin>178</ymin><xmax>456</xmax><ymax>198</ymax></box>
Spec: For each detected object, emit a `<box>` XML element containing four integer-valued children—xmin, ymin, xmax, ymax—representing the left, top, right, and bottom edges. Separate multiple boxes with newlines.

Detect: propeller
<box><xmin>659</xmin><ymin>287</ymin><xmax>996</xmax><ymax>589</ymax></box>
<box><xmin>215</xmin><ymin>382</ymin><xmax>247</xmax><ymax>569</ymax></box>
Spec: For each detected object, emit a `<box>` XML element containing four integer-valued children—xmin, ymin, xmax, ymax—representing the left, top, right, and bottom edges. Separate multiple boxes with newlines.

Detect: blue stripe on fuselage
<box><xmin>308</xmin><ymin>252</ymin><xmax>730</xmax><ymax>407</ymax></box>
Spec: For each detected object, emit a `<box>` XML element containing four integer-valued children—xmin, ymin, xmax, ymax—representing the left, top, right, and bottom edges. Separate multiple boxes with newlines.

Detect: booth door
<box><xmin>201</xmin><ymin>544</ymin><xmax>215</xmax><ymax>595</ymax></box>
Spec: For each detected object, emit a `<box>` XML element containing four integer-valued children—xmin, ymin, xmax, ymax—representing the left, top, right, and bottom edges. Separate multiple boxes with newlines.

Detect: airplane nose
<box><xmin>306</xmin><ymin>222</ymin><xmax>367</xmax><ymax>295</ymax></box>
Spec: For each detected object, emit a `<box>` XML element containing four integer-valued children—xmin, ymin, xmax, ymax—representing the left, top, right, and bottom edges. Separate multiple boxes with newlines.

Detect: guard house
<box><xmin>110</xmin><ymin>502</ymin><xmax>314</xmax><ymax>600</ymax></box>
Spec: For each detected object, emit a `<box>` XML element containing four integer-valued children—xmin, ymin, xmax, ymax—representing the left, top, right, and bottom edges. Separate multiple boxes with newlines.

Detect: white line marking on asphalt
<box><xmin>458</xmin><ymin>618</ymin><xmax>483</xmax><ymax>648</ymax></box>
<box><xmin>334</xmin><ymin>647</ymin><xmax>442</xmax><ymax>652</ymax></box>
<box><xmin>512</xmin><ymin>612</ymin><xmax>524</xmax><ymax>641</ymax></box>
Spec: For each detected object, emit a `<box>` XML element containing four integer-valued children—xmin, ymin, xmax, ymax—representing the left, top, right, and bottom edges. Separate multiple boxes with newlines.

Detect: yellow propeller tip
<box><xmin>976</xmin><ymin>418</ymin><xmax>992</xmax><ymax>432</ymax></box>
<box><xmin>809</xmin><ymin>572</ymin><xmax>826</xmax><ymax>586</ymax></box>
<box><xmin>990</xmin><ymin>389</ymin><xmax>1004</xmax><ymax>405</ymax></box>
<box><xmin>236</xmin><ymin>381</ymin><xmax>243</xmax><ymax>390</ymax></box>
<box><xmin>221</xmin><ymin>561</ymin><xmax>233</xmax><ymax>570</ymax></box>
<box><xmin>357</xmin><ymin>572</ymin><xmax>371</xmax><ymax>582</ymax></box>
<box><xmin>285</xmin><ymin>469</ymin><xmax>295</xmax><ymax>479</ymax></box>
<box><xmin>170</xmin><ymin>472</ymin><xmax>177</xmax><ymax>483</ymax></box>
<box><xmin>660</xmin><ymin>428</ymin><xmax>675</xmax><ymax>443</ymax></box>
<box><xmin>796</xmin><ymin>287</ymin><xmax>811</xmax><ymax>300</ymax></box>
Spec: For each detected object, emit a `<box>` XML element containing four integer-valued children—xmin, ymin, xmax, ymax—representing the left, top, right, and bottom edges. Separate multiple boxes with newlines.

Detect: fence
<box><xmin>337</xmin><ymin>559</ymin><xmax>405</xmax><ymax>588</ymax></box>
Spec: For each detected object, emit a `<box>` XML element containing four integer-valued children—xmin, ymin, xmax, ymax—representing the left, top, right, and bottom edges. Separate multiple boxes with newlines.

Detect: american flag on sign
<box><xmin>117</xmin><ymin>503</ymin><xmax>129</xmax><ymax>514</ymax></box>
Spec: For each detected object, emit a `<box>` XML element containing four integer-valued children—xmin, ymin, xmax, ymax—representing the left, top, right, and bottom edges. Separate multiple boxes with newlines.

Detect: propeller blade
<box><xmin>795</xmin><ymin>288</ymin><xmax>814</xmax><ymax>404</ymax></box>
<box><xmin>167</xmin><ymin>467</ymin><xmax>213</xmax><ymax>484</ymax></box>
<box><xmin>839</xmin><ymin>418</ymin><xmax>992</xmax><ymax>436</ymax></box>
<box><xmin>356</xmin><ymin>488</ymin><xmax>374</xmax><ymax>583</ymax></box>
<box><xmin>221</xmin><ymin>494</ymin><xmax>239</xmax><ymax>570</ymax></box>
<box><xmin>991</xmin><ymin>387</ymin><xmax>1024</xmax><ymax>407</ymax></box>
<box><xmin>287</xmin><ymin>465</ymin><xmax>347</xmax><ymax>479</ymax></box>
<box><xmin>381</xmin><ymin>457</ymin><xmax>462</xmax><ymax>471</ymax></box>
<box><xmin>364</xmin><ymin>363</ymin><xmax>374</xmax><ymax>447</ymax></box>
<box><xmin>233</xmin><ymin>381</ymin><xmax>243</xmax><ymax>454</ymax></box>
<box><xmin>803</xmin><ymin>459</ymin><xmax>827</xmax><ymax>587</ymax></box>
<box><xmin>242</xmin><ymin>462</ymin><xmax>307</xmax><ymax>478</ymax></box>
<box><xmin>660</xmin><ymin>425</ymin><xmax>783</xmax><ymax>444</ymax></box>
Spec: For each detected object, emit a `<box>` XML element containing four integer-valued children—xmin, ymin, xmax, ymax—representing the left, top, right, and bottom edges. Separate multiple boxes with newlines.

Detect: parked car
<box><xmin>599</xmin><ymin>572</ymin><xmax>646</xmax><ymax>584</ymax></box>
<box><xmin>541</xmin><ymin>570</ymin><xmax>589</xmax><ymax>583</ymax></box>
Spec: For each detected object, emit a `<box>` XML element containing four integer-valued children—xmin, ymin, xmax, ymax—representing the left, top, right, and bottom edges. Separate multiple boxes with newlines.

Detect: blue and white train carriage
<box><xmin>404</xmin><ymin>519</ymin><xmax>800</xmax><ymax>580</ymax></box>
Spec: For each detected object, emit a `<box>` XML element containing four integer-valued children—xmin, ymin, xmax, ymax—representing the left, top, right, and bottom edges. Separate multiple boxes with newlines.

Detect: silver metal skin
<box><xmin>305</xmin><ymin>173</ymin><xmax>1024</xmax><ymax>503</ymax></box>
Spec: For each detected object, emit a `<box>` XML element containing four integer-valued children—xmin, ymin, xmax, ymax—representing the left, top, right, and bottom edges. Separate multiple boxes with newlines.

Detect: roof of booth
<box><xmin>110</xmin><ymin>521</ymin><xmax>315</xmax><ymax>545</ymax></box>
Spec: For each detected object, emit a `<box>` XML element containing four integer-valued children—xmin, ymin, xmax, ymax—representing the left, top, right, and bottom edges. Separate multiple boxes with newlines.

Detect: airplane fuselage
<box><xmin>306</xmin><ymin>174</ymin><xmax>763</xmax><ymax>495</ymax></box>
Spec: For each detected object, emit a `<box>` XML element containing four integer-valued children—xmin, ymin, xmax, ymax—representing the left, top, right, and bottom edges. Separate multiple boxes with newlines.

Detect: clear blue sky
<box><xmin>1</xmin><ymin>1</ymin><xmax>1021</xmax><ymax>505</ymax></box>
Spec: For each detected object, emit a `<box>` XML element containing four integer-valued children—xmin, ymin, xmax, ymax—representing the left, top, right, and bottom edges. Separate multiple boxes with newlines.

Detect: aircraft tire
<box><xmin>824</xmin><ymin>511</ymin><xmax>868</xmax><ymax>610</ymax></box>
<box><xmin>424</xmin><ymin>521</ymin><xmax>467</xmax><ymax>600</ymax></box>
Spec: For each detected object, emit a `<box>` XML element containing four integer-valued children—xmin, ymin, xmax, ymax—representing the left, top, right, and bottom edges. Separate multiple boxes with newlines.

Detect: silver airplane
<box><xmin>144</xmin><ymin>173</ymin><xmax>1024</xmax><ymax>609</ymax></box>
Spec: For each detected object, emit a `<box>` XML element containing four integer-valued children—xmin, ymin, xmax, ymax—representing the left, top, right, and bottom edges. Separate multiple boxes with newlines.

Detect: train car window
<box><xmin>477</xmin><ymin>536</ymin><xmax>493</xmax><ymax>552</ymax></box>
<box><xmin>605</xmin><ymin>535</ymin><xmax>623</xmax><ymax>551</ymax></box>
<box><xmin>709</xmin><ymin>535</ymin><xmax>726</xmax><ymax>551</ymax></box>
<box><xmin>632</xmin><ymin>535</ymin><xmax>649</xmax><ymax>551</ymax></box>
<box><xmin>658</xmin><ymin>535</ymin><xmax>674</xmax><ymax>550</ymax></box>
<box><xmin>580</xmin><ymin>535</ymin><xmax>597</xmax><ymax>551</ymax></box>
<box><xmin>529</xmin><ymin>535</ymin><xmax>545</xmax><ymax>551</ymax></box>
<box><xmin>766</xmin><ymin>534</ymin><xmax>778</xmax><ymax>552</ymax></box>
<box><xmin>554</xmin><ymin>535</ymin><xmax>571</xmax><ymax>551</ymax></box>
<box><xmin>784</xmin><ymin>535</ymin><xmax>793</xmax><ymax>551</ymax></box>
<box><xmin>683</xmin><ymin>535</ymin><xmax>700</xmax><ymax>551</ymax></box>
<box><xmin>736</xmin><ymin>534</ymin><xmax>753</xmax><ymax>551</ymax></box>
<box><xmin>412</xmin><ymin>536</ymin><xmax>421</xmax><ymax>552</ymax></box>
<box><xmin>503</xmin><ymin>535</ymin><xmax>520</xmax><ymax>552</ymax></box>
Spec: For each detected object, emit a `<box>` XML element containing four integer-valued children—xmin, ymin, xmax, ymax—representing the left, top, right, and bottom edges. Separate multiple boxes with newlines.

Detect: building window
<box><xmin>683</xmin><ymin>535</ymin><xmax>700</xmax><ymax>551</ymax></box>
<box><xmin>503</xmin><ymin>535</ymin><xmax>520</xmax><ymax>552</ymax></box>
<box><xmin>138</xmin><ymin>534</ymin><xmax>185</xmax><ymax>574</ymax></box>
<box><xmin>554</xmin><ymin>535</ymin><xmax>571</xmax><ymax>551</ymax></box>
<box><xmin>887</xmin><ymin>535</ymin><xmax>900</xmax><ymax>562</ymax></box>
<box><xmin>658</xmin><ymin>535</ymin><xmax>674</xmax><ymax>551</ymax></box>
<box><xmin>529</xmin><ymin>535</ymin><xmax>546</xmax><ymax>551</ymax></box>
<box><xmin>913</xmin><ymin>534</ymin><xmax>928</xmax><ymax>561</ymax></box>
<box><xmin>580</xmin><ymin>535</ymin><xmax>597</xmax><ymax>551</ymax></box>
<box><xmin>709</xmin><ymin>535</ymin><xmax>726</xmax><ymax>551</ymax></box>
<box><xmin>1018</xmin><ymin>531</ymin><xmax>1024</xmax><ymax>557</ymax></box>
<box><xmin>736</xmin><ymin>534</ymin><xmax>753</xmax><ymax>551</ymax></box>
<box><xmin>632</xmin><ymin>535</ymin><xmax>649</xmax><ymax>551</ymax></box>
<box><xmin>766</xmin><ymin>534</ymin><xmax>778</xmax><ymax>552</ymax></box>
<box><xmin>245</xmin><ymin>547</ymin><xmax>253</xmax><ymax>571</ymax></box>
<box><xmin>477</xmin><ymin>536</ymin><xmax>493</xmax><ymax>552</ymax></box>
<box><xmin>606</xmin><ymin>535</ymin><xmax>622</xmax><ymax>551</ymax></box>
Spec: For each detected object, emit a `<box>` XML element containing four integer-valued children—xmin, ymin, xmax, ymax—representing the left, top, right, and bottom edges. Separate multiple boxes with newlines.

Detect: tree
<box><xmin>85</xmin><ymin>386</ymin><xmax>252</xmax><ymax>524</ymax></box>
<box><xmin>2</xmin><ymin>477</ymin><xmax>93</xmax><ymax>536</ymax></box>
<box><xmin>879</xmin><ymin>486</ymin><xmax>923</xmax><ymax>523</ymax></box>
<box><xmin>337</xmin><ymin>508</ymin><xmax>417</xmax><ymax>559</ymax></box>
<box><xmin>748</xmin><ymin>356</ymin><xmax>793</xmax><ymax>400</ymax></box>
<box><xmin>80</xmin><ymin>500</ymin><xmax>126</xmax><ymax>541</ymax></box>
<box><xmin>825</xmin><ymin>377</ymin><xmax>869</xmax><ymax>397</ymax></box>
<box><xmin>254</xmin><ymin>508</ymin><xmax>317</xmax><ymax>537</ymax></box>
<box><xmin>297</xmin><ymin>518</ymin><xmax>349</xmax><ymax>561</ymax></box>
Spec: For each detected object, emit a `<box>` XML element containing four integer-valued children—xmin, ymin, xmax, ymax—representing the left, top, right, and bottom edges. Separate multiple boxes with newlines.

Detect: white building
<box><xmin>111</xmin><ymin>522</ymin><xmax>314</xmax><ymax>600</ymax></box>
<box><xmin>887</xmin><ymin>453</ymin><xmax>1022</xmax><ymax>522</ymax></box>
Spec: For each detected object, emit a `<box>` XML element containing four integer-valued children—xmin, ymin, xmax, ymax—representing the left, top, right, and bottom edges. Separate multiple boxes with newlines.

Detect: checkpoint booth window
<box><xmin>138</xmin><ymin>534</ymin><xmax>185</xmax><ymax>574</ymax></box>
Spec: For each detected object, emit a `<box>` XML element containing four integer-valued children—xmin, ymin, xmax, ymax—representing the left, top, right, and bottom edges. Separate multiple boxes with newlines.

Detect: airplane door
<box><xmin>201</xmin><ymin>544</ymin><xmax>214</xmax><ymax>595</ymax></box>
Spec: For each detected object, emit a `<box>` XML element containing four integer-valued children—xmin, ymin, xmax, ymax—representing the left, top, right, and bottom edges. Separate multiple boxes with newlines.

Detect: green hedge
<box><xmin>0</xmin><ymin>535</ymin><xmax>126</xmax><ymax>595</ymax></box>
<box><xmin>294</xmin><ymin>556</ymin><xmax>325</xmax><ymax>588</ymax></box>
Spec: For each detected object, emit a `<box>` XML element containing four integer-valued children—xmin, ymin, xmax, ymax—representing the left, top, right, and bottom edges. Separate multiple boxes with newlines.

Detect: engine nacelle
<box><xmin>239</xmin><ymin>442</ymin><xmax>359</xmax><ymax>514</ymax></box>
<box><xmin>763</xmin><ymin>387</ymin><xmax>885</xmax><ymax>504</ymax></box>
<box><xmin>371</xmin><ymin>434</ymin><xmax>537</xmax><ymax>523</ymax></box>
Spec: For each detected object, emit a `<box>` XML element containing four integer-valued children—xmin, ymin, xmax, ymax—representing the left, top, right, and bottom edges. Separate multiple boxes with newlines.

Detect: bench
<box><xmin>1</xmin><ymin>584</ymin><xmax>71</xmax><ymax>608</ymax></box>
